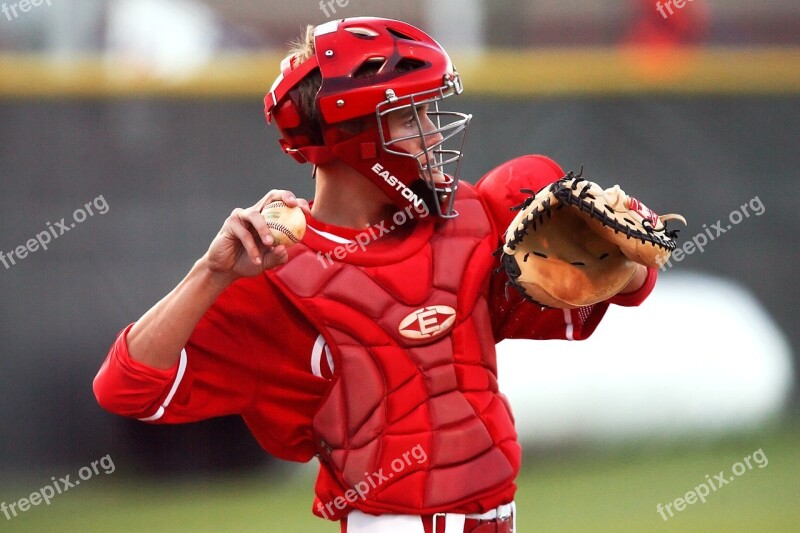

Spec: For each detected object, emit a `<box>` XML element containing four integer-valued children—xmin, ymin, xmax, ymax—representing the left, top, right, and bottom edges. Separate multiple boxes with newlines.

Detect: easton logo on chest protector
<box><xmin>398</xmin><ymin>305</ymin><xmax>456</xmax><ymax>339</ymax></box>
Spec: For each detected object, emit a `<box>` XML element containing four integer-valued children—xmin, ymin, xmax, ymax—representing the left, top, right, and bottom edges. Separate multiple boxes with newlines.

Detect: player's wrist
<box><xmin>619</xmin><ymin>264</ymin><xmax>649</xmax><ymax>294</ymax></box>
<box><xmin>194</xmin><ymin>255</ymin><xmax>238</xmax><ymax>291</ymax></box>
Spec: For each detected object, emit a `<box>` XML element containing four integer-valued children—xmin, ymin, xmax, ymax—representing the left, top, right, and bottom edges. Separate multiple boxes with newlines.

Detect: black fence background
<box><xmin>0</xmin><ymin>95</ymin><xmax>796</xmax><ymax>473</ymax></box>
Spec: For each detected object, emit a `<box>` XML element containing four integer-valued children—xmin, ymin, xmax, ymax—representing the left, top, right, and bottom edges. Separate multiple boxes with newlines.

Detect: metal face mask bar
<box><xmin>376</xmin><ymin>74</ymin><xmax>472</xmax><ymax>218</ymax></box>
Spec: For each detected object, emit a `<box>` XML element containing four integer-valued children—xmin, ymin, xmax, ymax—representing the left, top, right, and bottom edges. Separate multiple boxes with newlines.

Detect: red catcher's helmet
<box><xmin>265</xmin><ymin>17</ymin><xmax>472</xmax><ymax>218</ymax></box>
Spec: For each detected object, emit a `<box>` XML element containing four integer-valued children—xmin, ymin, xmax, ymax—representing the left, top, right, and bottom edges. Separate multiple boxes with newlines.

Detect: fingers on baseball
<box><xmin>279</xmin><ymin>192</ymin><xmax>311</xmax><ymax>216</ymax></box>
<box><xmin>265</xmin><ymin>245</ymin><xmax>288</xmax><ymax>266</ymax></box>
<box><xmin>296</xmin><ymin>198</ymin><xmax>311</xmax><ymax>215</ymax></box>
<box><xmin>261</xmin><ymin>189</ymin><xmax>295</xmax><ymax>206</ymax></box>
<box><xmin>255</xmin><ymin>245</ymin><xmax>287</xmax><ymax>273</ymax></box>
<box><xmin>261</xmin><ymin>190</ymin><xmax>310</xmax><ymax>215</ymax></box>
<box><xmin>229</xmin><ymin>209</ymin><xmax>266</xmax><ymax>265</ymax></box>
<box><xmin>242</xmin><ymin>208</ymin><xmax>274</xmax><ymax>247</ymax></box>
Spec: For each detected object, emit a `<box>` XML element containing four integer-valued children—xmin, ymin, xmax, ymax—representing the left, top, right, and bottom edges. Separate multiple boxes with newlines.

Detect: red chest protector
<box><xmin>268</xmin><ymin>184</ymin><xmax>520</xmax><ymax>518</ymax></box>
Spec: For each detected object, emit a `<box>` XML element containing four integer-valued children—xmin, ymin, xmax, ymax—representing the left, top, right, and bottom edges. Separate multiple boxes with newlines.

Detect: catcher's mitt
<box><xmin>499</xmin><ymin>170</ymin><xmax>686</xmax><ymax>308</ymax></box>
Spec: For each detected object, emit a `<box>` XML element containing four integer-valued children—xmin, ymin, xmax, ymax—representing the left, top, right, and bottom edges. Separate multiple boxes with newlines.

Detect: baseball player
<box><xmin>94</xmin><ymin>17</ymin><xmax>670</xmax><ymax>533</ymax></box>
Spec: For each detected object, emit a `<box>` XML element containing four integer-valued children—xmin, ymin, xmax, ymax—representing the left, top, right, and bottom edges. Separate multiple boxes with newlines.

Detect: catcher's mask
<box><xmin>265</xmin><ymin>17</ymin><xmax>472</xmax><ymax>218</ymax></box>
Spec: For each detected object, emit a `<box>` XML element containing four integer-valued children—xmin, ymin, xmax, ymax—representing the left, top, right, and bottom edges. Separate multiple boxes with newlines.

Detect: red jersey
<box><xmin>93</xmin><ymin>155</ymin><xmax>655</xmax><ymax>514</ymax></box>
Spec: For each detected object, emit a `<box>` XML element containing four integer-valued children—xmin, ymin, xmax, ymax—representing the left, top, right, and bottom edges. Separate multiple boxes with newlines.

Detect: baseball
<box><xmin>261</xmin><ymin>200</ymin><xmax>306</xmax><ymax>247</ymax></box>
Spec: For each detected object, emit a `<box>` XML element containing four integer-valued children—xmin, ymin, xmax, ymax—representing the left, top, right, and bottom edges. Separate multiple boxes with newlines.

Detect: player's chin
<box><xmin>430</xmin><ymin>172</ymin><xmax>455</xmax><ymax>204</ymax></box>
<box><xmin>423</xmin><ymin>168</ymin><xmax>448</xmax><ymax>183</ymax></box>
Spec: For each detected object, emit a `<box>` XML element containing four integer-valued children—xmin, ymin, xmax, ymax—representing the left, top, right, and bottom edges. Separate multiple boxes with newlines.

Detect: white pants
<box><xmin>343</xmin><ymin>502</ymin><xmax>516</xmax><ymax>533</ymax></box>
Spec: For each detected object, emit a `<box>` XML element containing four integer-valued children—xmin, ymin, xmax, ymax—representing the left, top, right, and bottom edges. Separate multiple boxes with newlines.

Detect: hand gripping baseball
<box><xmin>499</xmin><ymin>170</ymin><xmax>686</xmax><ymax>308</ymax></box>
<box><xmin>204</xmin><ymin>190</ymin><xmax>310</xmax><ymax>281</ymax></box>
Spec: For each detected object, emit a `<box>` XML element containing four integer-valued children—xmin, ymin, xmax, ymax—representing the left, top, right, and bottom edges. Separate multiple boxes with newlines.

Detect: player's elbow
<box><xmin>91</xmin><ymin>357</ymin><xmax>149</xmax><ymax>419</ymax></box>
<box><xmin>92</xmin><ymin>363</ymin><xmax>122</xmax><ymax>416</ymax></box>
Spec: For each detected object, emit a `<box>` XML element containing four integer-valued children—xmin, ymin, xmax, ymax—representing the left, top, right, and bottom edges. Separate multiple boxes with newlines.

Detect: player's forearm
<box><xmin>127</xmin><ymin>259</ymin><xmax>233</xmax><ymax>370</ymax></box>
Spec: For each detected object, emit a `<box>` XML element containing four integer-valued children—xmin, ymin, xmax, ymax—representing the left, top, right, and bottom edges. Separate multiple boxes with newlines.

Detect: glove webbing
<box><xmin>553</xmin><ymin>177</ymin><xmax>679</xmax><ymax>251</ymax></box>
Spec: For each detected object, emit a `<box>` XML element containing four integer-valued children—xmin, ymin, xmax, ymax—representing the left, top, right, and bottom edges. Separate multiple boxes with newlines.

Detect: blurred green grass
<box><xmin>3</xmin><ymin>427</ymin><xmax>799</xmax><ymax>532</ymax></box>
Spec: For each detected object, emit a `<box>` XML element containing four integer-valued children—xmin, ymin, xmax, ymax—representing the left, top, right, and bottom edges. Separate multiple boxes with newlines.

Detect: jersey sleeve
<box><xmin>93</xmin><ymin>274</ymin><xmax>324</xmax><ymax>428</ymax></box>
<box><xmin>485</xmin><ymin>264</ymin><xmax>611</xmax><ymax>342</ymax></box>
<box><xmin>475</xmin><ymin>154</ymin><xmax>566</xmax><ymax>233</ymax></box>
<box><xmin>475</xmin><ymin>154</ymin><xmax>657</xmax><ymax>342</ymax></box>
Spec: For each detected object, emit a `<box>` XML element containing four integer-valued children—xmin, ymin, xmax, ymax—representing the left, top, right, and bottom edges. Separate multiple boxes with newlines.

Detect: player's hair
<box><xmin>286</xmin><ymin>25</ymin><xmax>324</xmax><ymax>144</ymax></box>
<box><xmin>287</xmin><ymin>24</ymin><xmax>316</xmax><ymax>63</ymax></box>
